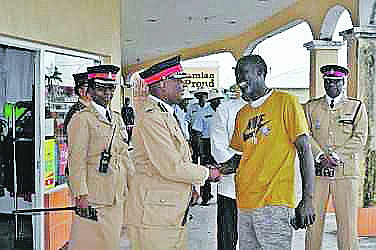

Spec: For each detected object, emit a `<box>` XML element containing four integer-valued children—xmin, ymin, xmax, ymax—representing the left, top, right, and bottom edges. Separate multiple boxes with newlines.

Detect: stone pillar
<box><xmin>341</xmin><ymin>27</ymin><xmax>376</xmax><ymax>149</ymax></box>
<box><xmin>341</xmin><ymin>27</ymin><xmax>376</xmax><ymax>207</ymax></box>
<box><xmin>303</xmin><ymin>40</ymin><xmax>343</xmax><ymax>98</ymax></box>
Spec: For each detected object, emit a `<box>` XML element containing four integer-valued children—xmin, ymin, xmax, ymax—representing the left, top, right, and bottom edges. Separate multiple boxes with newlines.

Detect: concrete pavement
<box><xmin>121</xmin><ymin>183</ymin><xmax>376</xmax><ymax>249</ymax></box>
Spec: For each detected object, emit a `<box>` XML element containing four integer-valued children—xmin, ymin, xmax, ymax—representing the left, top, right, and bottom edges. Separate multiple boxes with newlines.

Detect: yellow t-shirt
<box><xmin>230</xmin><ymin>91</ymin><xmax>309</xmax><ymax>209</ymax></box>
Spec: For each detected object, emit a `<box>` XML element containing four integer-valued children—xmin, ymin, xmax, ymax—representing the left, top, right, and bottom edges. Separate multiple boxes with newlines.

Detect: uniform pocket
<box><xmin>142</xmin><ymin>190</ymin><xmax>188</xmax><ymax>226</ymax></box>
<box><xmin>342</xmin><ymin>123</ymin><xmax>353</xmax><ymax>134</ymax></box>
<box><xmin>91</xmin><ymin>175</ymin><xmax>115</xmax><ymax>204</ymax></box>
<box><xmin>343</xmin><ymin>153</ymin><xmax>361</xmax><ymax>176</ymax></box>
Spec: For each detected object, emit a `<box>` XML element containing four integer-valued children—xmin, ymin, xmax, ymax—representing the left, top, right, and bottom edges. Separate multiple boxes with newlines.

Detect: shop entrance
<box><xmin>0</xmin><ymin>45</ymin><xmax>36</xmax><ymax>249</ymax></box>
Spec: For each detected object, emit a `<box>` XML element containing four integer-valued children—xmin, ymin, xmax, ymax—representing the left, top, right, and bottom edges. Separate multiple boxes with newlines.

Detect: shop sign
<box><xmin>182</xmin><ymin>67</ymin><xmax>219</xmax><ymax>91</ymax></box>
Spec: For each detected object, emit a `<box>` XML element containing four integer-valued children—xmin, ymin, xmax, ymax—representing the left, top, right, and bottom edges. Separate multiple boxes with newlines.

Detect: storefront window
<box><xmin>44</xmin><ymin>52</ymin><xmax>99</xmax><ymax>189</ymax></box>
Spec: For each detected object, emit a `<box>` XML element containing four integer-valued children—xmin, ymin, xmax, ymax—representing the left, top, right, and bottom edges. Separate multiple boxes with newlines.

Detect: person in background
<box><xmin>63</xmin><ymin>72</ymin><xmax>95</xmax><ymax>135</ymax></box>
<box><xmin>230</xmin><ymin>55</ymin><xmax>316</xmax><ymax>249</ymax></box>
<box><xmin>210</xmin><ymin>84</ymin><xmax>248</xmax><ymax>250</ymax></box>
<box><xmin>187</xmin><ymin>87</ymin><xmax>209</xmax><ymax>164</ymax></box>
<box><xmin>304</xmin><ymin>65</ymin><xmax>368</xmax><ymax>250</ymax></box>
<box><xmin>173</xmin><ymin>89</ymin><xmax>193</xmax><ymax>141</ymax></box>
<box><xmin>126</xmin><ymin>56</ymin><xmax>221</xmax><ymax>250</ymax></box>
<box><xmin>192</xmin><ymin>89</ymin><xmax>224</xmax><ymax>205</ymax></box>
<box><xmin>121</xmin><ymin>97</ymin><xmax>135</xmax><ymax>144</ymax></box>
<box><xmin>67</xmin><ymin>65</ymin><xmax>129</xmax><ymax>250</ymax></box>
<box><xmin>63</xmin><ymin>72</ymin><xmax>96</xmax><ymax>177</ymax></box>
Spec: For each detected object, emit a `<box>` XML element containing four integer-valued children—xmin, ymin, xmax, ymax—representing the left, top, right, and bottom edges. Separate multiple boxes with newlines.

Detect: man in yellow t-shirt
<box><xmin>230</xmin><ymin>55</ymin><xmax>316</xmax><ymax>249</ymax></box>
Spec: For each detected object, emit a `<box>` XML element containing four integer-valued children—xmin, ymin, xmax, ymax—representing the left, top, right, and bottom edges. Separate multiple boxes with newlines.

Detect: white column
<box><xmin>303</xmin><ymin>40</ymin><xmax>343</xmax><ymax>97</ymax></box>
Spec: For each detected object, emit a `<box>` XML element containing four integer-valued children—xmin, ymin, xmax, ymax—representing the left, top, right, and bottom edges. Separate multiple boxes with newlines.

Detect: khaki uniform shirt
<box><xmin>127</xmin><ymin>96</ymin><xmax>208</xmax><ymax>228</ymax></box>
<box><xmin>67</xmin><ymin>103</ymin><xmax>129</xmax><ymax>205</ymax></box>
<box><xmin>303</xmin><ymin>95</ymin><xmax>368</xmax><ymax>177</ymax></box>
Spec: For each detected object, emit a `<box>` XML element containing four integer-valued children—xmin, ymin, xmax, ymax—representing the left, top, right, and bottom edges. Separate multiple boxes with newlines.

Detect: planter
<box><xmin>358</xmin><ymin>207</ymin><xmax>376</xmax><ymax>237</ymax></box>
<box><xmin>325</xmin><ymin>197</ymin><xmax>376</xmax><ymax>236</ymax></box>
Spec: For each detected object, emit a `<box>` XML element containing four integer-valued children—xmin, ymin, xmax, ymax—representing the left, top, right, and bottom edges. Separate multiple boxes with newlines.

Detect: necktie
<box><xmin>330</xmin><ymin>100</ymin><xmax>334</xmax><ymax>109</ymax></box>
<box><xmin>106</xmin><ymin>110</ymin><xmax>112</xmax><ymax>123</ymax></box>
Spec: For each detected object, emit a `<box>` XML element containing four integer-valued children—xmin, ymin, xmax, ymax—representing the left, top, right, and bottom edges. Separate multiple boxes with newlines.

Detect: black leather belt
<box><xmin>315</xmin><ymin>163</ymin><xmax>336</xmax><ymax>177</ymax></box>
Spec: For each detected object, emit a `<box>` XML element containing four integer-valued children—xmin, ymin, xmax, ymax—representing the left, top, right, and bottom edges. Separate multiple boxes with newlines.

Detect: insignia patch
<box><xmin>315</xmin><ymin>119</ymin><xmax>320</xmax><ymax>129</ymax></box>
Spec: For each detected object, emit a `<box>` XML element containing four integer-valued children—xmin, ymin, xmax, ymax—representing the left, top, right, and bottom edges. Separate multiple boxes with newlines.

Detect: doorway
<box><xmin>0</xmin><ymin>45</ymin><xmax>36</xmax><ymax>249</ymax></box>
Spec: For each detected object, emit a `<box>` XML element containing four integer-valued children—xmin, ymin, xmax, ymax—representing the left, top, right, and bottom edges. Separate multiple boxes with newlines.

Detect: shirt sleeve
<box><xmin>140</xmin><ymin>112</ymin><xmax>209</xmax><ymax>185</ymax></box>
<box><xmin>210</xmin><ymin>104</ymin><xmax>237</xmax><ymax>163</ymax></box>
<box><xmin>284</xmin><ymin>95</ymin><xmax>310</xmax><ymax>143</ymax></box>
<box><xmin>345</xmin><ymin>102</ymin><xmax>368</xmax><ymax>149</ymax></box>
<box><xmin>230</xmin><ymin>111</ymin><xmax>243</xmax><ymax>152</ymax></box>
<box><xmin>67</xmin><ymin>112</ymin><xmax>89</xmax><ymax>197</ymax></box>
<box><xmin>192</xmin><ymin>112</ymin><xmax>203</xmax><ymax>132</ymax></box>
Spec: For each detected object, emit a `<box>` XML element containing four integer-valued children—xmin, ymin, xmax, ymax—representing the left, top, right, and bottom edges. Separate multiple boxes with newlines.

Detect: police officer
<box><xmin>126</xmin><ymin>56</ymin><xmax>220</xmax><ymax>250</ymax></box>
<box><xmin>304</xmin><ymin>65</ymin><xmax>368</xmax><ymax>250</ymax></box>
<box><xmin>67</xmin><ymin>65</ymin><xmax>129</xmax><ymax>250</ymax></box>
<box><xmin>121</xmin><ymin>97</ymin><xmax>135</xmax><ymax>143</ymax></box>
<box><xmin>187</xmin><ymin>87</ymin><xmax>209</xmax><ymax>164</ymax></box>
<box><xmin>63</xmin><ymin>72</ymin><xmax>95</xmax><ymax>135</ymax></box>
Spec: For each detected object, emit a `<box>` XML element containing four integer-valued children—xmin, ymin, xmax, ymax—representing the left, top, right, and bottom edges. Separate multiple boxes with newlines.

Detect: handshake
<box><xmin>207</xmin><ymin>165</ymin><xmax>222</xmax><ymax>182</ymax></box>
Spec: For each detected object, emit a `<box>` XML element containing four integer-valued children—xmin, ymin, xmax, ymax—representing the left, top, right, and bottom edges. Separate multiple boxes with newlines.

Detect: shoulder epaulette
<box><xmin>348</xmin><ymin>98</ymin><xmax>363</xmax><ymax>124</ymax></box>
<box><xmin>347</xmin><ymin>96</ymin><xmax>362</xmax><ymax>104</ymax></box>
<box><xmin>305</xmin><ymin>96</ymin><xmax>324</xmax><ymax>104</ymax></box>
<box><xmin>63</xmin><ymin>101</ymin><xmax>87</xmax><ymax>134</ymax></box>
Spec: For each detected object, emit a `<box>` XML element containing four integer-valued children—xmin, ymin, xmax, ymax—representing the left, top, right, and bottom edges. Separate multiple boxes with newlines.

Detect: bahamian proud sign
<box><xmin>182</xmin><ymin>66</ymin><xmax>219</xmax><ymax>91</ymax></box>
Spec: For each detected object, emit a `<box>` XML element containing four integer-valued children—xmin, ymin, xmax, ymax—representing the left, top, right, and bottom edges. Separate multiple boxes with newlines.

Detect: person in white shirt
<box><xmin>210</xmin><ymin>85</ymin><xmax>247</xmax><ymax>250</ymax></box>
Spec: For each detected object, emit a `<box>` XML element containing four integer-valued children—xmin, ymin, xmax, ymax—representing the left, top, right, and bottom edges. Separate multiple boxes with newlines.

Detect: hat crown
<box><xmin>194</xmin><ymin>86</ymin><xmax>210</xmax><ymax>97</ymax></box>
<box><xmin>208</xmin><ymin>88</ymin><xmax>224</xmax><ymax>101</ymax></box>
<box><xmin>139</xmin><ymin>56</ymin><xmax>184</xmax><ymax>85</ymax></box>
<box><xmin>86</xmin><ymin>64</ymin><xmax>120</xmax><ymax>84</ymax></box>
<box><xmin>72</xmin><ymin>72</ymin><xmax>89</xmax><ymax>86</ymax></box>
<box><xmin>87</xmin><ymin>65</ymin><xmax>120</xmax><ymax>74</ymax></box>
<box><xmin>320</xmin><ymin>64</ymin><xmax>348</xmax><ymax>78</ymax></box>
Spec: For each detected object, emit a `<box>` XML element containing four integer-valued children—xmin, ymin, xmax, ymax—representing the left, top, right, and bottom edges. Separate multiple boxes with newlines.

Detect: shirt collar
<box><xmin>149</xmin><ymin>95</ymin><xmax>174</xmax><ymax>114</ymax></box>
<box><xmin>250</xmin><ymin>89</ymin><xmax>273</xmax><ymax>108</ymax></box>
<box><xmin>325</xmin><ymin>92</ymin><xmax>344</xmax><ymax>108</ymax></box>
<box><xmin>91</xmin><ymin>101</ymin><xmax>111</xmax><ymax>120</ymax></box>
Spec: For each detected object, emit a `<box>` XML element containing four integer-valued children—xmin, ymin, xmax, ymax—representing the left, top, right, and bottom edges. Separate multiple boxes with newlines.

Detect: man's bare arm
<box><xmin>295</xmin><ymin>134</ymin><xmax>316</xmax><ymax>226</ymax></box>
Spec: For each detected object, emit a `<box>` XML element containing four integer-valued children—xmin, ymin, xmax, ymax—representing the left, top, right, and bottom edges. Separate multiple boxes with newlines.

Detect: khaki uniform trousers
<box><xmin>68</xmin><ymin>201</ymin><xmax>122</xmax><ymax>250</ymax></box>
<box><xmin>305</xmin><ymin>176</ymin><xmax>360</xmax><ymax>250</ymax></box>
<box><xmin>127</xmin><ymin>224</ymin><xmax>188</xmax><ymax>250</ymax></box>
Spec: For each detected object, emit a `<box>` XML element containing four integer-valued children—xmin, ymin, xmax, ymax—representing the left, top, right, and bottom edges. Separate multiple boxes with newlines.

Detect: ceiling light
<box><xmin>145</xmin><ymin>17</ymin><xmax>159</xmax><ymax>23</ymax></box>
<box><xmin>225</xmin><ymin>20</ymin><xmax>237</xmax><ymax>24</ymax></box>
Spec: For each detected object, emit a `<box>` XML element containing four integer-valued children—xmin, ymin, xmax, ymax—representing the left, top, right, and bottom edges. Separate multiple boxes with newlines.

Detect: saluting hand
<box><xmin>132</xmin><ymin>72</ymin><xmax>149</xmax><ymax>98</ymax></box>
